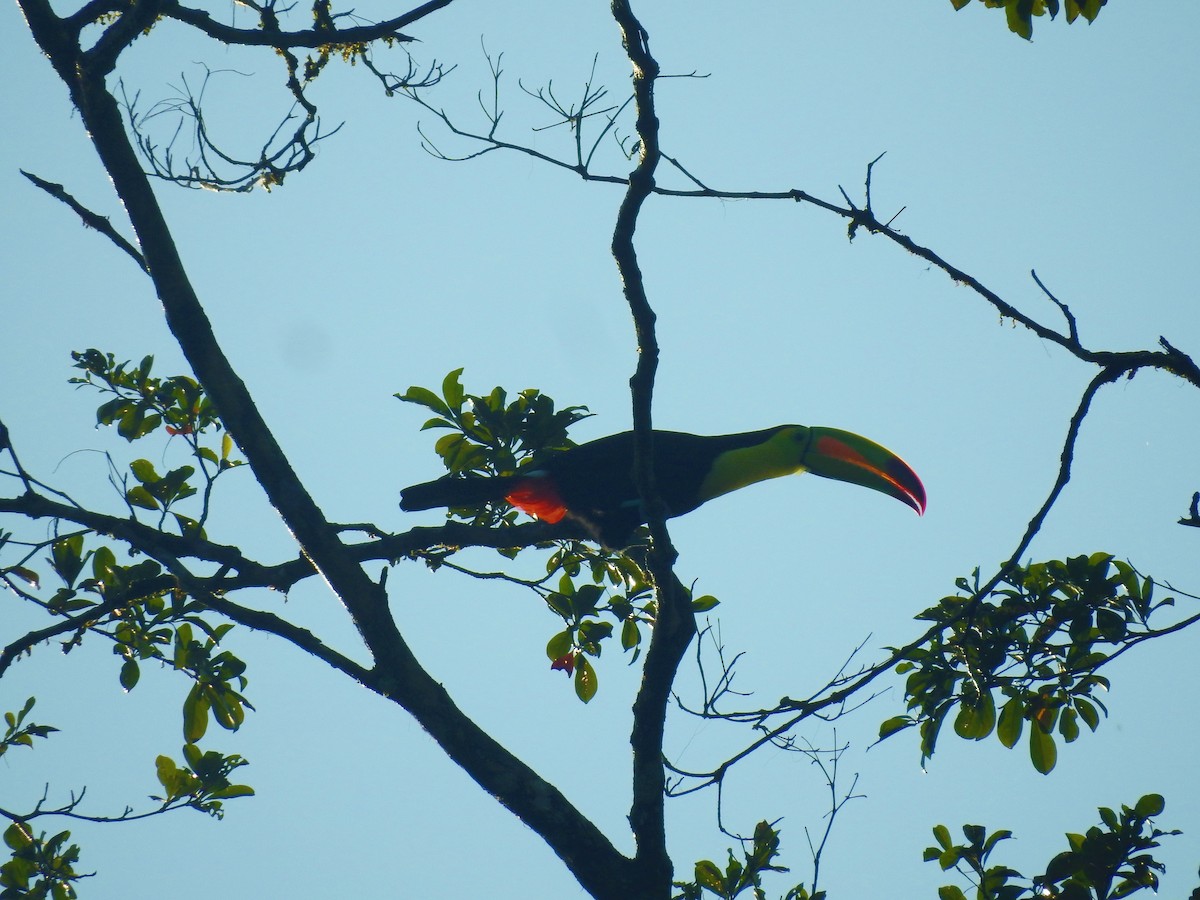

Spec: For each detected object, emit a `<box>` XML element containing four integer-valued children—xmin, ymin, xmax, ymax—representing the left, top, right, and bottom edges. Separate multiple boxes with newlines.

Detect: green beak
<box><xmin>802</xmin><ymin>427</ymin><xmax>926</xmax><ymax>514</ymax></box>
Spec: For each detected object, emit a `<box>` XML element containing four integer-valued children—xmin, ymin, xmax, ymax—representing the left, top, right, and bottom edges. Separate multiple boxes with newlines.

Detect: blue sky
<box><xmin>3</xmin><ymin>2</ymin><xmax>1199</xmax><ymax>897</ymax></box>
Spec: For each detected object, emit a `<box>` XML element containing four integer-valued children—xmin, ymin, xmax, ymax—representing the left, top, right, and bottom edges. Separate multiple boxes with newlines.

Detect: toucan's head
<box><xmin>787</xmin><ymin>425</ymin><xmax>926</xmax><ymax>515</ymax></box>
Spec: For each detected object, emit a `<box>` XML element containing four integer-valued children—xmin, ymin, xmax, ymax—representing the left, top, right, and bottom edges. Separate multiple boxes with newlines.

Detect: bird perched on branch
<box><xmin>400</xmin><ymin>425</ymin><xmax>925</xmax><ymax>548</ymax></box>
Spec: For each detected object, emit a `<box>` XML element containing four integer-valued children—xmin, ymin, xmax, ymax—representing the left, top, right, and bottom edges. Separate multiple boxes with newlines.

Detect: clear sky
<box><xmin>2</xmin><ymin>2</ymin><xmax>1199</xmax><ymax>897</ymax></box>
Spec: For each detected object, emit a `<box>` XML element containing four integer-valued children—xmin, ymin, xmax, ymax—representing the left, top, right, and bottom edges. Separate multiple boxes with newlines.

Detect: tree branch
<box><xmin>13</xmin><ymin>2</ymin><xmax>639</xmax><ymax>892</ymax></box>
<box><xmin>0</xmin><ymin>491</ymin><xmax>276</xmax><ymax>583</ymax></box>
<box><xmin>609</xmin><ymin>3</ymin><xmax>696</xmax><ymax>895</ymax></box>
<box><xmin>400</xmin><ymin>97</ymin><xmax>1200</xmax><ymax>394</ymax></box>
<box><xmin>0</xmin><ymin>598</ymin><xmax>124</xmax><ymax>679</ymax></box>
<box><xmin>666</xmin><ymin>366</ymin><xmax>1131</xmax><ymax>789</ymax></box>
<box><xmin>20</xmin><ymin>170</ymin><xmax>147</xmax><ymax>271</ymax></box>
<box><xmin>159</xmin><ymin>0</ymin><xmax>450</xmax><ymax>50</ymax></box>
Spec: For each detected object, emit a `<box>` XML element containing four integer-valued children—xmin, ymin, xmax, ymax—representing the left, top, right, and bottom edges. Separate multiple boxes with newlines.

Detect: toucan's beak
<box><xmin>802</xmin><ymin>427</ymin><xmax>926</xmax><ymax>515</ymax></box>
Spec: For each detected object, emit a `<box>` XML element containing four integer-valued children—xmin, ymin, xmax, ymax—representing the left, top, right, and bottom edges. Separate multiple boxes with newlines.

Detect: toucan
<box><xmin>400</xmin><ymin>425</ymin><xmax>925</xmax><ymax>548</ymax></box>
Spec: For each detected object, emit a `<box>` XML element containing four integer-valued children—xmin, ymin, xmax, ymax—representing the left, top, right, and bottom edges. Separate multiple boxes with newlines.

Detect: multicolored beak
<box><xmin>801</xmin><ymin>426</ymin><xmax>926</xmax><ymax>515</ymax></box>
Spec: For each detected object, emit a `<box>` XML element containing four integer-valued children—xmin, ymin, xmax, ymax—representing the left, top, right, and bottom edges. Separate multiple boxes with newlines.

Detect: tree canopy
<box><xmin>2</xmin><ymin>1</ymin><xmax>1198</xmax><ymax>898</ymax></box>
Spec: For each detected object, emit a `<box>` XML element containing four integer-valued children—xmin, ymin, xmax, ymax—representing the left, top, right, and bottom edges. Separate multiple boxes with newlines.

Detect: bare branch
<box><xmin>20</xmin><ymin>171</ymin><xmax>147</xmax><ymax>270</ymax></box>
<box><xmin>1032</xmin><ymin>268</ymin><xmax>1079</xmax><ymax>345</ymax></box>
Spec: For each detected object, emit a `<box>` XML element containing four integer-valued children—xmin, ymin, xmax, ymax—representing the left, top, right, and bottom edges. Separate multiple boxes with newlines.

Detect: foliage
<box><xmin>0</xmin><ymin>700</ymin><xmax>57</xmax><ymax>761</ymax></box>
<box><xmin>926</xmin><ymin>794</ymin><xmax>1179</xmax><ymax>900</ymax></box>
<box><xmin>400</xmin><ymin>369</ymin><xmax>699</xmax><ymax>700</ymax></box>
<box><xmin>879</xmin><ymin>554</ymin><xmax>1172</xmax><ymax>774</ymax></box>
<box><xmin>0</xmin><ymin>821</ymin><xmax>83</xmax><ymax>900</ymax></box>
<box><xmin>0</xmin><ymin>352</ymin><xmax>257</xmax><ymax>885</ymax></box>
<box><xmin>152</xmin><ymin>744</ymin><xmax>254</xmax><ymax>818</ymax></box>
<box><xmin>6</xmin><ymin>0</ymin><xmax>1196</xmax><ymax>897</ymax></box>
<box><xmin>0</xmin><ymin>700</ymin><xmax>80</xmax><ymax>899</ymax></box>
<box><xmin>395</xmin><ymin>367</ymin><xmax>592</xmax><ymax>529</ymax></box>
<box><xmin>69</xmin><ymin>349</ymin><xmax>242</xmax><ymax>534</ymax></box>
<box><xmin>950</xmin><ymin>0</ymin><xmax>1107</xmax><ymax>39</ymax></box>
<box><xmin>674</xmin><ymin>821</ymin><xmax>820</xmax><ymax>900</ymax></box>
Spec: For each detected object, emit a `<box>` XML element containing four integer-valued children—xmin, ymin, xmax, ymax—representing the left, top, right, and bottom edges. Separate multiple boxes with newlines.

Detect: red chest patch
<box><xmin>505</xmin><ymin>476</ymin><xmax>568</xmax><ymax>523</ymax></box>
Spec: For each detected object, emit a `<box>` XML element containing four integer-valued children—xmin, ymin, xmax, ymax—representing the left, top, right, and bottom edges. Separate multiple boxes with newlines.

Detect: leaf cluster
<box><xmin>33</xmin><ymin>532</ymin><xmax>252</xmax><ymax>745</ymax></box>
<box><xmin>673</xmin><ymin>821</ymin><xmax>819</xmax><ymax>900</ymax></box>
<box><xmin>398</xmin><ymin>366</ymin><xmax>591</xmax><ymax>476</ymax></box>
<box><xmin>69</xmin><ymin>349</ymin><xmax>242</xmax><ymax>532</ymax></box>
<box><xmin>543</xmin><ymin>553</ymin><xmax>652</xmax><ymax>703</ymax></box>
<box><xmin>881</xmin><ymin>554</ymin><xmax>1170</xmax><ymax>773</ymax></box>
<box><xmin>949</xmin><ymin>0</ymin><xmax>1107</xmax><ymax>40</ymax></box>
<box><xmin>926</xmin><ymin>794</ymin><xmax>1179</xmax><ymax>900</ymax></box>
<box><xmin>399</xmin><ymin>371</ymin><xmax>723</xmax><ymax>703</ymax></box>
<box><xmin>0</xmin><ymin>700</ymin><xmax>58</xmax><ymax>761</ymax></box>
<box><xmin>0</xmin><ymin>706</ymin><xmax>79</xmax><ymax>900</ymax></box>
<box><xmin>396</xmin><ymin>367</ymin><xmax>591</xmax><ymax>533</ymax></box>
<box><xmin>0</xmin><ymin>353</ymin><xmax>261</xmax><ymax>887</ymax></box>
<box><xmin>152</xmin><ymin>744</ymin><xmax>254</xmax><ymax>819</ymax></box>
<box><xmin>0</xmin><ymin>822</ymin><xmax>82</xmax><ymax>900</ymax></box>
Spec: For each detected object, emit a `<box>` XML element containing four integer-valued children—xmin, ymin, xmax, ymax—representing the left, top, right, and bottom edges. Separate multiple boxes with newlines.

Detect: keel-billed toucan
<box><xmin>400</xmin><ymin>425</ymin><xmax>925</xmax><ymax>548</ymax></box>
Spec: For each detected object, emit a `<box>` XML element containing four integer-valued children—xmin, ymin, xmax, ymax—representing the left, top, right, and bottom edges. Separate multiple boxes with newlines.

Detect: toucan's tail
<box><xmin>400</xmin><ymin>474</ymin><xmax>514</xmax><ymax>511</ymax></box>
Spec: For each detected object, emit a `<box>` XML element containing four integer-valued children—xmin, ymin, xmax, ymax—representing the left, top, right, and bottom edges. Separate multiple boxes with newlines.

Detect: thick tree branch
<box><xmin>0</xmin><ymin>491</ymin><xmax>277</xmax><ymax>583</ymax></box>
<box><xmin>84</xmin><ymin>0</ymin><xmax>163</xmax><ymax>78</ymax></box>
<box><xmin>0</xmin><ymin>485</ymin><xmax>599</xmax><ymax>595</ymax></box>
<box><xmin>0</xmin><ymin>598</ymin><xmax>123</xmax><ymax>679</ymax></box>
<box><xmin>12</xmin><ymin>2</ymin><xmax>637</xmax><ymax>892</ymax></box>
<box><xmin>159</xmin><ymin>0</ymin><xmax>449</xmax><ymax>50</ymax></box>
<box><xmin>609</xmin><ymin>3</ymin><xmax>696</xmax><ymax>896</ymax></box>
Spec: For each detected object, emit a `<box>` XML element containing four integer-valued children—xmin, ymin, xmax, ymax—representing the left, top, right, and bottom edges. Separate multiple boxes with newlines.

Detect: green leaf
<box><xmin>1134</xmin><ymin>793</ymin><xmax>1165</xmax><ymax>818</ymax></box>
<box><xmin>96</xmin><ymin>396</ymin><xmax>132</xmax><ymax>426</ymax></box>
<box><xmin>690</xmin><ymin>594</ymin><xmax>720</xmax><ymax>612</ymax></box>
<box><xmin>545</xmin><ymin>629</ymin><xmax>572</xmax><ymax>661</ymax></box>
<box><xmin>119</xmin><ymin>659</ymin><xmax>140</xmax><ymax>692</ymax></box>
<box><xmin>938</xmin><ymin>887</ymin><xmax>968</xmax><ymax>900</ymax></box>
<box><xmin>183</xmin><ymin>685</ymin><xmax>210</xmax><ymax>743</ymax></box>
<box><xmin>878</xmin><ymin>716</ymin><xmax>912</xmax><ymax>740</ymax></box>
<box><xmin>620</xmin><ymin>618</ymin><xmax>641</xmax><ymax>651</ymax></box>
<box><xmin>130</xmin><ymin>458</ymin><xmax>158</xmax><ymax>483</ymax></box>
<box><xmin>983</xmin><ymin>828</ymin><xmax>1013</xmax><ymax>856</ymax></box>
<box><xmin>1005</xmin><ymin>0</ymin><xmax>1034</xmax><ymax>40</ymax></box>
<box><xmin>694</xmin><ymin>860</ymin><xmax>724</xmax><ymax>891</ymax></box>
<box><xmin>938</xmin><ymin>847</ymin><xmax>963</xmax><ymax>870</ymax></box>
<box><xmin>92</xmin><ymin>545</ymin><xmax>116</xmax><ymax>582</ymax></box>
<box><xmin>7</xmin><ymin>566</ymin><xmax>39</xmax><ymax>589</ymax></box>
<box><xmin>181</xmin><ymin>742</ymin><xmax>203</xmax><ymax>770</ymax></box>
<box><xmin>155</xmin><ymin>755</ymin><xmax>179</xmax><ymax>792</ymax></box>
<box><xmin>1058</xmin><ymin>706</ymin><xmax>1079</xmax><ymax>743</ymax></box>
<box><xmin>4</xmin><ymin>822</ymin><xmax>34</xmax><ymax>852</ymax></box>
<box><xmin>954</xmin><ymin>693</ymin><xmax>996</xmax><ymax>741</ymax></box>
<box><xmin>932</xmin><ymin>824</ymin><xmax>953</xmax><ymax>851</ymax></box>
<box><xmin>442</xmin><ymin>368</ymin><xmax>465</xmax><ymax>410</ymax></box>
<box><xmin>396</xmin><ymin>385</ymin><xmax>452</xmax><ymax>417</ymax></box>
<box><xmin>126</xmin><ymin>485</ymin><xmax>160</xmax><ymax>510</ymax></box>
<box><xmin>574</xmin><ymin>656</ymin><xmax>598</xmax><ymax>703</ymax></box>
<box><xmin>1074</xmin><ymin>697</ymin><xmax>1101</xmax><ymax>731</ymax></box>
<box><xmin>997</xmin><ymin>697</ymin><xmax>1024</xmax><ymax>749</ymax></box>
<box><xmin>50</xmin><ymin>535</ymin><xmax>85</xmax><ymax>587</ymax></box>
<box><xmin>210</xmin><ymin>784</ymin><xmax>255</xmax><ymax>800</ymax></box>
<box><xmin>1029</xmin><ymin>724</ymin><xmax>1057</xmax><ymax>774</ymax></box>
